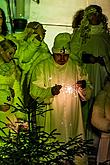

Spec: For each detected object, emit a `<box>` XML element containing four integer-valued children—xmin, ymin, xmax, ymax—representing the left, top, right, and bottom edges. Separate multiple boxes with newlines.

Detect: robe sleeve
<box><xmin>14</xmin><ymin>34</ymin><xmax>41</xmax><ymax>71</ymax></box>
<box><xmin>30</xmin><ymin>62</ymin><xmax>53</xmax><ymax>103</ymax></box>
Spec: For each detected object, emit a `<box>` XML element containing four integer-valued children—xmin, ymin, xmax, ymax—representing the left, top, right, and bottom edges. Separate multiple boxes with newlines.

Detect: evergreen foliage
<box><xmin>0</xmin><ymin>98</ymin><xmax>92</xmax><ymax>165</ymax></box>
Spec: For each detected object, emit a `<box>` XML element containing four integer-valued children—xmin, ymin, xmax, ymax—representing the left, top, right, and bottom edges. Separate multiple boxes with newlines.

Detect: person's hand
<box><xmin>77</xmin><ymin>87</ymin><xmax>86</xmax><ymax>101</ymax></box>
<box><xmin>76</xmin><ymin>80</ymin><xmax>86</xmax><ymax>89</ymax></box>
<box><xmin>76</xmin><ymin>80</ymin><xmax>86</xmax><ymax>101</ymax></box>
<box><xmin>51</xmin><ymin>84</ymin><xmax>62</xmax><ymax>96</ymax></box>
<box><xmin>24</xmin><ymin>28</ymin><xmax>34</xmax><ymax>40</ymax></box>
<box><xmin>0</xmin><ymin>105</ymin><xmax>10</xmax><ymax>112</ymax></box>
<box><xmin>18</xmin><ymin>122</ymin><xmax>29</xmax><ymax>131</ymax></box>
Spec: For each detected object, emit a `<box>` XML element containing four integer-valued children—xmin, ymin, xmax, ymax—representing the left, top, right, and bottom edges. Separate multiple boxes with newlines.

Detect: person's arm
<box><xmin>30</xmin><ymin>62</ymin><xmax>53</xmax><ymax>102</ymax></box>
<box><xmin>30</xmin><ymin>62</ymin><xmax>62</xmax><ymax>103</ymax></box>
<box><xmin>91</xmin><ymin>91</ymin><xmax>110</xmax><ymax>133</ymax></box>
<box><xmin>15</xmin><ymin>34</ymin><xmax>41</xmax><ymax>64</ymax></box>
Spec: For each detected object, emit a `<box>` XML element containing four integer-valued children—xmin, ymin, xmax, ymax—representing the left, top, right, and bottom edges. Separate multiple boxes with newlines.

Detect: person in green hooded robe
<box><xmin>7</xmin><ymin>21</ymin><xmax>51</xmax><ymax>104</ymax></box>
<box><xmin>80</xmin><ymin>5</ymin><xmax>110</xmax><ymax>95</ymax></box>
<box><xmin>72</xmin><ymin>5</ymin><xmax>110</xmax><ymax>159</ymax></box>
<box><xmin>30</xmin><ymin>32</ymin><xmax>92</xmax><ymax>165</ymax></box>
<box><xmin>0</xmin><ymin>39</ymin><xmax>27</xmax><ymax>143</ymax></box>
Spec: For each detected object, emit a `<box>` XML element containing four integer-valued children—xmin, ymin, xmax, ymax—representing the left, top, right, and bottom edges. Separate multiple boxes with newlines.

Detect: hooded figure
<box><xmin>0</xmin><ymin>39</ymin><xmax>27</xmax><ymax>141</ymax></box>
<box><xmin>30</xmin><ymin>32</ymin><xmax>92</xmax><ymax>165</ymax></box>
<box><xmin>80</xmin><ymin>5</ymin><xmax>110</xmax><ymax>97</ymax></box>
<box><xmin>7</xmin><ymin>21</ymin><xmax>51</xmax><ymax>105</ymax></box>
<box><xmin>71</xmin><ymin>5</ymin><xmax>110</xmax><ymax>148</ymax></box>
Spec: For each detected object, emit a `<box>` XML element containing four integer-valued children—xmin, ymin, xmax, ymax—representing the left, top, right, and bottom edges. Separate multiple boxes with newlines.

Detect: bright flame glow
<box><xmin>61</xmin><ymin>84</ymin><xmax>77</xmax><ymax>95</ymax></box>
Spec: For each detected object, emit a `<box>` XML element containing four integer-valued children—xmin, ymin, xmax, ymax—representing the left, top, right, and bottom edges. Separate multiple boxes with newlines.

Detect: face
<box><xmin>88</xmin><ymin>12</ymin><xmax>102</xmax><ymax>25</ymax></box>
<box><xmin>0</xmin><ymin>95</ymin><xmax>12</xmax><ymax>112</ymax></box>
<box><xmin>0</xmin><ymin>104</ymin><xmax>10</xmax><ymax>112</ymax></box>
<box><xmin>0</xmin><ymin>42</ymin><xmax>16</xmax><ymax>62</ymax></box>
<box><xmin>53</xmin><ymin>53</ymin><xmax>69</xmax><ymax>65</ymax></box>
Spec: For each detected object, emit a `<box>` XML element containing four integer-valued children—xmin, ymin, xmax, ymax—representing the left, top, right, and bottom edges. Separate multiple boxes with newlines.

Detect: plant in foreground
<box><xmin>0</xmin><ymin>98</ymin><xmax>92</xmax><ymax>165</ymax></box>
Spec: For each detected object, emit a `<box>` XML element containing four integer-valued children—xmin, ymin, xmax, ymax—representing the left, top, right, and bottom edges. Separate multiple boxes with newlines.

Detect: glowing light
<box><xmin>48</xmin><ymin>77</ymin><xmax>79</xmax><ymax>97</ymax></box>
<box><xmin>61</xmin><ymin>84</ymin><xmax>78</xmax><ymax>95</ymax></box>
<box><xmin>48</xmin><ymin>77</ymin><xmax>52</xmax><ymax>80</ymax></box>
